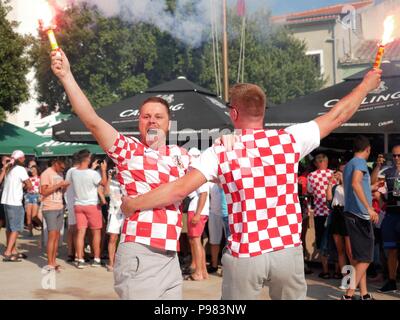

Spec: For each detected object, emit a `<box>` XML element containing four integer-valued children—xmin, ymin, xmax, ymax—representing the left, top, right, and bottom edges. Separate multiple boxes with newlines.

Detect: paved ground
<box><xmin>1</xmin><ymin>228</ymin><xmax>400</xmax><ymax>300</ymax></box>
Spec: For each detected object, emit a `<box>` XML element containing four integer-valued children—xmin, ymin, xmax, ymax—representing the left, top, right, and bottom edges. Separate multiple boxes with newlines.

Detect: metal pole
<box><xmin>332</xmin><ymin>23</ymin><xmax>337</xmax><ymax>84</ymax></box>
<box><xmin>222</xmin><ymin>0</ymin><xmax>229</xmax><ymax>102</ymax></box>
<box><xmin>384</xmin><ymin>133</ymin><xmax>389</xmax><ymax>154</ymax></box>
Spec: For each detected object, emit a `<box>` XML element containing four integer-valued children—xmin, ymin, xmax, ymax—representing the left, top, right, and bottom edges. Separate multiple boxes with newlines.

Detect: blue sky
<box><xmin>233</xmin><ymin>0</ymin><xmax>355</xmax><ymax>15</ymax></box>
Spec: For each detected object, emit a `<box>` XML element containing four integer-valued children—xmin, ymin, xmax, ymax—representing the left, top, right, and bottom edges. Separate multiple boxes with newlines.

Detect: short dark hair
<box><xmin>140</xmin><ymin>97</ymin><xmax>171</xmax><ymax>117</ymax></box>
<box><xmin>313</xmin><ymin>151</ymin><xmax>328</xmax><ymax>159</ymax></box>
<box><xmin>49</xmin><ymin>156</ymin><xmax>66</xmax><ymax>167</ymax></box>
<box><xmin>76</xmin><ymin>149</ymin><xmax>91</xmax><ymax>164</ymax></box>
<box><xmin>71</xmin><ymin>152</ymin><xmax>80</xmax><ymax>165</ymax></box>
<box><xmin>353</xmin><ymin>135</ymin><xmax>370</xmax><ymax>153</ymax></box>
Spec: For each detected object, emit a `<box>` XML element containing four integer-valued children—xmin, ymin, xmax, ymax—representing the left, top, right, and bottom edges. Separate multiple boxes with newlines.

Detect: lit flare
<box><xmin>374</xmin><ymin>15</ymin><xmax>396</xmax><ymax>69</ymax></box>
<box><xmin>38</xmin><ymin>1</ymin><xmax>61</xmax><ymax>56</ymax></box>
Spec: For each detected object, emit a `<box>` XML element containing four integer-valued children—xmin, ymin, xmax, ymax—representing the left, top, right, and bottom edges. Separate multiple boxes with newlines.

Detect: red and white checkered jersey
<box><xmin>28</xmin><ymin>176</ymin><xmax>40</xmax><ymax>194</ymax></box>
<box><xmin>107</xmin><ymin>133</ymin><xmax>192</xmax><ymax>252</ymax></box>
<box><xmin>307</xmin><ymin>169</ymin><xmax>335</xmax><ymax>217</ymax></box>
<box><xmin>192</xmin><ymin>121</ymin><xmax>320</xmax><ymax>258</ymax></box>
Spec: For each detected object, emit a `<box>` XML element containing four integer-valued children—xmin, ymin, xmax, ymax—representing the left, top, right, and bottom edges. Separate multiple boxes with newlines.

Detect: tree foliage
<box><xmin>201</xmin><ymin>8</ymin><xmax>325</xmax><ymax>104</ymax></box>
<box><xmin>0</xmin><ymin>0</ymin><xmax>31</xmax><ymax>123</ymax></box>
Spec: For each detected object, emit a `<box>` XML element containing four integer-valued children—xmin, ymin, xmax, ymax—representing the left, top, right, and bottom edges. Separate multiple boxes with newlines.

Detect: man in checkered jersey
<box><xmin>51</xmin><ymin>50</ymin><xmax>195</xmax><ymax>299</ymax></box>
<box><xmin>121</xmin><ymin>69</ymin><xmax>382</xmax><ymax>299</ymax></box>
<box><xmin>307</xmin><ymin>152</ymin><xmax>335</xmax><ymax>279</ymax></box>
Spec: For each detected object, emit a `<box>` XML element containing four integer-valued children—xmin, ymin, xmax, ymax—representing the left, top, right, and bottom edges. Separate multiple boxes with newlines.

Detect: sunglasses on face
<box><xmin>393</xmin><ymin>154</ymin><xmax>400</xmax><ymax>158</ymax></box>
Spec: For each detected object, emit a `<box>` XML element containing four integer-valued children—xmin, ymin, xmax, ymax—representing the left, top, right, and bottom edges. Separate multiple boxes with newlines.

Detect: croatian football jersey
<box><xmin>107</xmin><ymin>133</ymin><xmax>192</xmax><ymax>251</ymax></box>
<box><xmin>307</xmin><ymin>169</ymin><xmax>335</xmax><ymax>217</ymax></box>
<box><xmin>192</xmin><ymin>121</ymin><xmax>320</xmax><ymax>258</ymax></box>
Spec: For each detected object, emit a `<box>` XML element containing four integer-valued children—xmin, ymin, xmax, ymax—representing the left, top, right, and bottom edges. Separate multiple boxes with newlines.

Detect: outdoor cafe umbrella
<box><xmin>264</xmin><ymin>62</ymin><xmax>400</xmax><ymax>152</ymax></box>
<box><xmin>33</xmin><ymin>139</ymin><xmax>104</xmax><ymax>157</ymax></box>
<box><xmin>53</xmin><ymin>77</ymin><xmax>233</xmax><ymax>145</ymax></box>
<box><xmin>0</xmin><ymin>122</ymin><xmax>103</xmax><ymax>157</ymax></box>
<box><xmin>0</xmin><ymin>122</ymin><xmax>44</xmax><ymax>155</ymax></box>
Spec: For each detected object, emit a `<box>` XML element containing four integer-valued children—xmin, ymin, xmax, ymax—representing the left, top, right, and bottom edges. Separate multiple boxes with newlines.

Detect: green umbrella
<box><xmin>34</xmin><ymin>140</ymin><xmax>104</xmax><ymax>157</ymax></box>
<box><xmin>0</xmin><ymin>122</ymin><xmax>104</xmax><ymax>157</ymax></box>
<box><xmin>0</xmin><ymin>122</ymin><xmax>44</xmax><ymax>155</ymax></box>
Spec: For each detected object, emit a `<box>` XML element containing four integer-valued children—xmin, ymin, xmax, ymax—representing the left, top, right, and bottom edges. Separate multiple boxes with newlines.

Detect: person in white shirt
<box><xmin>0</xmin><ymin>156</ymin><xmax>12</xmax><ymax>233</ymax></box>
<box><xmin>64</xmin><ymin>153</ymin><xmax>79</xmax><ymax>262</ymax></box>
<box><xmin>68</xmin><ymin>149</ymin><xmax>107</xmax><ymax>268</ymax></box>
<box><xmin>185</xmin><ymin>148</ymin><xmax>210</xmax><ymax>281</ymax></box>
<box><xmin>1</xmin><ymin>150</ymin><xmax>32</xmax><ymax>262</ymax></box>
<box><xmin>105</xmin><ymin>167</ymin><xmax>124</xmax><ymax>272</ymax></box>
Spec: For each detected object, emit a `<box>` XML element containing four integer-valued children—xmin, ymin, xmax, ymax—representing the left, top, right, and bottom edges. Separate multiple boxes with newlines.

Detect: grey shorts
<box><xmin>43</xmin><ymin>210</ymin><xmax>64</xmax><ymax>231</ymax></box>
<box><xmin>114</xmin><ymin>242</ymin><xmax>182</xmax><ymax>300</ymax></box>
<box><xmin>221</xmin><ymin>245</ymin><xmax>307</xmax><ymax>300</ymax></box>
<box><xmin>4</xmin><ymin>205</ymin><xmax>25</xmax><ymax>232</ymax></box>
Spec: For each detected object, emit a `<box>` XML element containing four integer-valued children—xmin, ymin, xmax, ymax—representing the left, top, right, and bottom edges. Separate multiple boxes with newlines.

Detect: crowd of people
<box><xmin>0</xmin><ymin>150</ymin><xmax>121</xmax><ymax>270</ymax></box>
<box><xmin>1</xmin><ymin>48</ymin><xmax>399</xmax><ymax>301</ymax></box>
<box><xmin>299</xmin><ymin>139</ymin><xmax>400</xmax><ymax>299</ymax></box>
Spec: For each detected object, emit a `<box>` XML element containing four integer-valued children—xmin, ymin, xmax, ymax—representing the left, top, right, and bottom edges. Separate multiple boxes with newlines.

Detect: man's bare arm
<box><xmin>98</xmin><ymin>161</ymin><xmax>108</xmax><ymax>187</ymax></box>
<box><xmin>98</xmin><ymin>185</ymin><xmax>107</xmax><ymax>206</ymax></box>
<box><xmin>40</xmin><ymin>181</ymin><xmax>68</xmax><ymax>197</ymax></box>
<box><xmin>352</xmin><ymin>170</ymin><xmax>378</xmax><ymax>223</ymax></box>
<box><xmin>195</xmin><ymin>192</ymin><xmax>208</xmax><ymax>216</ymax></box>
<box><xmin>191</xmin><ymin>192</ymin><xmax>208</xmax><ymax>225</ymax></box>
<box><xmin>24</xmin><ymin>179</ymin><xmax>33</xmax><ymax>191</ymax></box>
<box><xmin>0</xmin><ymin>166</ymin><xmax>7</xmax><ymax>185</ymax></box>
<box><xmin>120</xmin><ymin>169</ymin><xmax>207</xmax><ymax>217</ymax></box>
<box><xmin>315</xmin><ymin>69</ymin><xmax>382</xmax><ymax>139</ymax></box>
<box><xmin>51</xmin><ymin>50</ymin><xmax>117</xmax><ymax>151</ymax></box>
<box><xmin>371</xmin><ymin>155</ymin><xmax>385</xmax><ymax>185</ymax></box>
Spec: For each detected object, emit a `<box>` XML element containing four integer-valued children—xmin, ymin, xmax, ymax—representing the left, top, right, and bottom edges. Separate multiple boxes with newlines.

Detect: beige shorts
<box><xmin>114</xmin><ymin>242</ymin><xmax>182</xmax><ymax>300</ymax></box>
<box><xmin>221</xmin><ymin>245</ymin><xmax>307</xmax><ymax>300</ymax></box>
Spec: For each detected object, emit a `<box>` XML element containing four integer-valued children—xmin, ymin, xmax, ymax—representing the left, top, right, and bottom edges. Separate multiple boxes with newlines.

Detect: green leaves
<box><xmin>0</xmin><ymin>0</ymin><xmax>30</xmax><ymax>123</ymax></box>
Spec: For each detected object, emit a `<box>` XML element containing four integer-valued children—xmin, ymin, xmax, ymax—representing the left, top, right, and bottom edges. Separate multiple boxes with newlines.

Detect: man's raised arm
<box><xmin>120</xmin><ymin>169</ymin><xmax>207</xmax><ymax>217</ymax></box>
<box><xmin>315</xmin><ymin>69</ymin><xmax>382</xmax><ymax>140</ymax></box>
<box><xmin>51</xmin><ymin>49</ymin><xmax>117</xmax><ymax>151</ymax></box>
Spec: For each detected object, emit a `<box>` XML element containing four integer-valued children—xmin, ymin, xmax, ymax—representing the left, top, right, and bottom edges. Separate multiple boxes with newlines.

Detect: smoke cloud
<box><xmin>56</xmin><ymin>0</ymin><xmax>221</xmax><ymax>47</ymax></box>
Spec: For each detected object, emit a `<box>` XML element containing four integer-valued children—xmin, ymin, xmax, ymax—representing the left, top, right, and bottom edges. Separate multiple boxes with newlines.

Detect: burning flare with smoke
<box><xmin>374</xmin><ymin>15</ymin><xmax>396</xmax><ymax>69</ymax></box>
<box><xmin>37</xmin><ymin>1</ymin><xmax>61</xmax><ymax>55</ymax></box>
